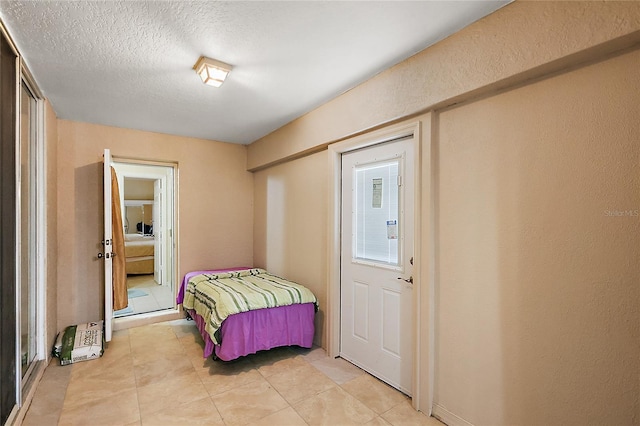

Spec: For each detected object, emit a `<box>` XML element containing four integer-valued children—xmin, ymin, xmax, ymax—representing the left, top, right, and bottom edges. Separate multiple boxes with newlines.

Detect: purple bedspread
<box><xmin>179</xmin><ymin>268</ymin><xmax>315</xmax><ymax>360</ymax></box>
<box><xmin>188</xmin><ymin>303</ymin><xmax>315</xmax><ymax>360</ymax></box>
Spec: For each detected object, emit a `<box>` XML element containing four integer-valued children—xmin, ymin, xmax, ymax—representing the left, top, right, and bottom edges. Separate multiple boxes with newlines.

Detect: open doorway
<box><xmin>111</xmin><ymin>161</ymin><xmax>176</xmax><ymax>317</ymax></box>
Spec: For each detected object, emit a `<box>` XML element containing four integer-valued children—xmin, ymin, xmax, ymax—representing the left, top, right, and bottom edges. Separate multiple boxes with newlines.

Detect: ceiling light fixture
<box><xmin>193</xmin><ymin>56</ymin><xmax>232</xmax><ymax>88</ymax></box>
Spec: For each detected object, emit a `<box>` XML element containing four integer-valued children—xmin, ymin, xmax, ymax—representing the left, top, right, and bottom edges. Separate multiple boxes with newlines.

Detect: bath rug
<box><xmin>114</xmin><ymin>306</ymin><xmax>134</xmax><ymax>316</ymax></box>
<box><xmin>127</xmin><ymin>288</ymin><xmax>148</xmax><ymax>298</ymax></box>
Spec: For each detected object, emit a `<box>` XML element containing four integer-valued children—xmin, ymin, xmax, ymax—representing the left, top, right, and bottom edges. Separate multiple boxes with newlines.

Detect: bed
<box><xmin>124</xmin><ymin>233</ymin><xmax>154</xmax><ymax>275</ymax></box>
<box><xmin>177</xmin><ymin>268</ymin><xmax>317</xmax><ymax>361</ymax></box>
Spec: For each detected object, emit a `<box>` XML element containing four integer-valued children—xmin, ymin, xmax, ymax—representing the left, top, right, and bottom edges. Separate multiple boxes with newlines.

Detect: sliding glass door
<box><xmin>0</xmin><ymin>22</ymin><xmax>45</xmax><ymax>424</ymax></box>
<box><xmin>0</xmin><ymin>27</ymin><xmax>18</xmax><ymax>426</ymax></box>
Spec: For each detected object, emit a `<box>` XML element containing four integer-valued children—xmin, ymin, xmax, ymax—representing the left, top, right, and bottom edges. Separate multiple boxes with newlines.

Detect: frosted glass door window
<box><xmin>353</xmin><ymin>160</ymin><xmax>400</xmax><ymax>265</ymax></box>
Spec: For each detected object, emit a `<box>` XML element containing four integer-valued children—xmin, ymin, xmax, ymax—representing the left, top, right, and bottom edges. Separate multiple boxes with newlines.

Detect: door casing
<box><xmin>104</xmin><ymin>155</ymin><xmax>181</xmax><ymax>332</ymax></box>
<box><xmin>327</xmin><ymin>119</ymin><xmax>426</xmax><ymax>410</ymax></box>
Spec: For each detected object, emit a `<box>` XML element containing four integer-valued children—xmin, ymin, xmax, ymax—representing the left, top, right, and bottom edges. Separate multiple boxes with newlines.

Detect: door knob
<box><xmin>397</xmin><ymin>276</ymin><xmax>413</xmax><ymax>284</ymax></box>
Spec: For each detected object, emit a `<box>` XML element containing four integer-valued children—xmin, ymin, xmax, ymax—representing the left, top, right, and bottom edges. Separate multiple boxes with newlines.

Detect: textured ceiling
<box><xmin>0</xmin><ymin>1</ymin><xmax>508</xmax><ymax>144</ymax></box>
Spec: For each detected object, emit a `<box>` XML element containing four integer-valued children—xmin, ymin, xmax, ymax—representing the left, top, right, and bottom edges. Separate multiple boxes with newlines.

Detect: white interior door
<box><xmin>153</xmin><ymin>179</ymin><xmax>162</xmax><ymax>284</ymax></box>
<box><xmin>103</xmin><ymin>148</ymin><xmax>113</xmax><ymax>342</ymax></box>
<box><xmin>340</xmin><ymin>137</ymin><xmax>415</xmax><ymax>395</ymax></box>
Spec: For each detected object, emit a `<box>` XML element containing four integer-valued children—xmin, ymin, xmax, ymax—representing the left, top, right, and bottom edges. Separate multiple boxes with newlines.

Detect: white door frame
<box><xmin>103</xmin><ymin>149</ymin><xmax>114</xmax><ymax>342</ymax></box>
<box><xmin>327</xmin><ymin>119</ymin><xmax>428</xmax><ymax>411</ymax></box>
<box><xmin>109</xmin><ymin>157</ymin><xmax>181</xmax><ymax>330</ymax></box>
<box><xmin>111</xmin><ymin>162</ymin><xmax>174</xmax><ymax>288</ymax></box>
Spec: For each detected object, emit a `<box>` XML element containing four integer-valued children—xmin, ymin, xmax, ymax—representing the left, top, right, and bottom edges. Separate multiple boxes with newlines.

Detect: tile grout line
<box><xmin>130</xmin><ymin>329</ymin><xmax>142</xmax><ymax>425</ymax></box>
<box><xmin>125</xmin><ymin>332</ymin><xmax>145</xmax><ymax>426</ymax></box>
<box><xmin>174</xmin><ymin>323</ymin><xmax>228</xmax><ymax>425</ymax></box>
<box><xmin>261</xmin><ymin>363</ymin><xmax>311</xmax><ymax>426</ymax></box>
<box><xmin>304</xmin><ymin>354</ymin><xmax>405</xmax><ymax>424</ymax></box>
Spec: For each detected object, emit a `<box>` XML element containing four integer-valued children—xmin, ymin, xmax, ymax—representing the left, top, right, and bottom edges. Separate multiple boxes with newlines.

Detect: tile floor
<box><xmin>23</xmin><ymin>319</ymin><xmax>443</xmax><ymax>426</ymax></box>
<box><xmin>115</xmin><ymin>275</ymin><xmax>174</xmax><ymax>317</ymax></box>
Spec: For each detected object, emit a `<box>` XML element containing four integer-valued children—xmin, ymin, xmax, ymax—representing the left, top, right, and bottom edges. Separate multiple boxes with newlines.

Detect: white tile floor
<box><xmin>115</xmin><ymin>274</ymin><xmax>175</xmax><ymax>317</ymax></box>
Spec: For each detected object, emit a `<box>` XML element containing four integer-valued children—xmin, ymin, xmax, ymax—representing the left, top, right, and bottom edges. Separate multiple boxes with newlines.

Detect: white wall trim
<box><xmin>5</xmin><ymin>405</ymin><xmax>18</xmax><ymax>426</ymax></box>
<box><xmin>0</xmin><ymin>18</ymin><xmax>20</xmax><ymax>57</ymax></box>
<box><xmin>35</xmin><ymin>88</ymin><xmax>46</xmax><ymax>363</ymax></box>
<box><xmin>113</xmin><ymin>308</ymin><xmax>183</xmax><ymax>331</ymax></box>
<box><xmin>432</xmin><ymin>404</ymin><xmax>475</xmax><ymax>426</ymax></box>
<box><xmin>427</xmin><ymin>112</ymin><xmax>438</xmax><ymax>414</ymax></box>
<box><xmin>326</xmin><ymin>118</ymin><xmax>424</xmax><ymax>408</ymax></box>
<box><xmin>11</xmin><ymin>360</ymin><xmax>46</xmax><ymax>426</ymax></box>
<box><xmin>13</xmin><ymin>51</ymin><xmax>22</xmax><ymax>408</ymax></box>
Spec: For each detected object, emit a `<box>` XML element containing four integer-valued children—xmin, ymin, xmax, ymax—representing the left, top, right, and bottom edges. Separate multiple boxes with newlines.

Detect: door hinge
<box><xmin>397</xmin><ymin>175</ymin><xmax>402</xmax><ymax>187</ymax></box>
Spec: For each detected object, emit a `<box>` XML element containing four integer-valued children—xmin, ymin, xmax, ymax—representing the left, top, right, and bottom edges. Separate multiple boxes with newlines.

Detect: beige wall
<box><xmin>123</xmin><ymin>178</ymin><xmax>154</xmax><ymax>200</ymax></box>
<box><xmin>253</xmin><ymin>150</ymin><xmax>327</xmax><ymax>348</ymax></box>
<box><xmin>435</xmin><ymin>48</ymin><xmax>640</xmax><ymax>425</ymax></box>
<box><xmin>249</xmin><ymin>1</ymin><xmax>640</xmax><ymax>423</ymax></box>
<box><xmin>56</xmin><ymin>121</ymin><xmax>253</xmax><ymax>330</ymax></box>
<box><xmin>248</xmin><ymin>1</ymin><xmax>640</xmax><ymax>171</ymax></box>
<box><xmin>45</xmin><ymin>100</ymin><xmax>58</xmax><ymax>355</ymax></box>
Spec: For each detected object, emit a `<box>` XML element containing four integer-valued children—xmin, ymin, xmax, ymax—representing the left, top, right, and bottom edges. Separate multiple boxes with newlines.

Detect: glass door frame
<box><xmin>15</xmin><ymin>60</ymin><xmax>46</xmax><ymax>404</ymax></box>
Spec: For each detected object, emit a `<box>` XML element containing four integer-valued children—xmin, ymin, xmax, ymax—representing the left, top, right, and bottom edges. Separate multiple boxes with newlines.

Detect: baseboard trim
<box><xmin>11</xmin><ymin>359</ymin><xmax>47</xmax><ymax>425</ymax></box>
<box><xmin>432</xmin><ymin>403</ymin><xmax>474</xmax><ymax>426</ymax></box>
<box><xmin>113</xmin><ymin>308</ymin><xmax>182</xmax><ymax>331</ymax></box>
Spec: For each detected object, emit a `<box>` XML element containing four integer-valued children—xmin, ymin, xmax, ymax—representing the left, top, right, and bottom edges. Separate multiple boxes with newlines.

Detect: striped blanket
<box><xmin>182</xmin><ymin>268</ymin><xmax>317</xmax><ymax>345</ymax></box>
